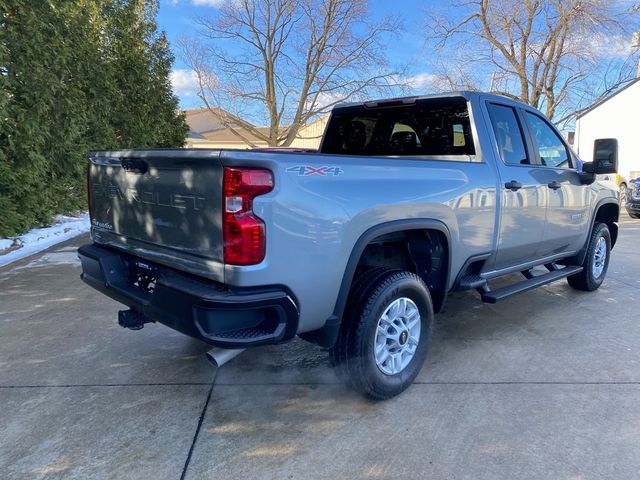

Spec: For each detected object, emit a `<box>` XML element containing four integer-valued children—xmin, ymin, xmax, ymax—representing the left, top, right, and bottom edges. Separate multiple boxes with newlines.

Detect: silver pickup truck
<box><xmin>78</xmin><ymin>92</ymin><xmax>619</xmax><ymax>399</ymax></box>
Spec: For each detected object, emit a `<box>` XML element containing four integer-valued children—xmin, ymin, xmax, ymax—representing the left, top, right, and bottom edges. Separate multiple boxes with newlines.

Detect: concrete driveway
<box><xmin>1</xmin><ymin>216</ymin><xmax>640</xmax><ymax>479</ymax></box>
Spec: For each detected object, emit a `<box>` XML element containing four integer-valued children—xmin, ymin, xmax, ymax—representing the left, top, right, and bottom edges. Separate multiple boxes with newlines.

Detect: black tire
<box><xmin>567</xmin><ymin>222</ymin><xmax>611</xmax><ymax>291</ymax></box>
<box><xmin>330</xmin><ymin>270</ymin><xmax>434</xmax><ymax>400</ymax></box>
<box><xmin>329</xmin><ymin>267</ymin><xmax>398</xmax><ymax>381</ymax></box>
<box><xmin>628</xmin><ymin>213</ymin><xmax>640</xmax><ymax>220</ymax></box>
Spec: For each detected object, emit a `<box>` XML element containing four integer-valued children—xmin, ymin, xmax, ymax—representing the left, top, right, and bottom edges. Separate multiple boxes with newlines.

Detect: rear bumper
<box><xmin>78</xmin><ymin>244</ymin><xmax>299</xmax><ymax>348</ymax></box>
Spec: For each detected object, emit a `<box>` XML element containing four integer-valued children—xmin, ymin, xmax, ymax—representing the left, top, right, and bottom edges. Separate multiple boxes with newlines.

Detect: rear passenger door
<box><xmin>486</xmin><ymin>103</ymin><xmax>547</xmax><ymax>270</ymax></box>
<box><xmin>521</xmin><ymin>111</ymin><xmax>590</xmax><ymax>257</ymax></box>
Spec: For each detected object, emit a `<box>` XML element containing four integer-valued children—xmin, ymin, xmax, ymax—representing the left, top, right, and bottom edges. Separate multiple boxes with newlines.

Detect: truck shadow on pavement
<box><xmin>222</xmin><ymin>269</ymin><xmax>610</xmax><ymax>389</ymax></box>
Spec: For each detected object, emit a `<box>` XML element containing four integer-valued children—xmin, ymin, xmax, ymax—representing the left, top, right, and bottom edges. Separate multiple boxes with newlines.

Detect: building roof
<box><xmin>187</xmin><ymin>130</ymin><xmax>207</xmax><ymax>140</ymax></box>
<box><xmin>576</xmin><ymin>78</ymin><xmax>640</xmax><ymax>120</ymax></box>
<box><xmin>183</xmin><ymin>107</ymin><xmax>258</xmax><ymax>134</ymax></box>
<box><xmin>183</xmin><ymin>107</ymin><xmax>327</xmax><ymax>146</ymax></box>
<box><xmin>184</xmin><ymin>107</ymin><xmax>231</xmax><ymax>119</ymax></box>
<box><xmin>201</xmin><ymin>126</ymin><xmax>286</xmax><ymax>144</ymax></box>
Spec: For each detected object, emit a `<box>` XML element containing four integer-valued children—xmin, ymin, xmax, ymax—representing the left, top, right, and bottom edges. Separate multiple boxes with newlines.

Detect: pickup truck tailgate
<box><xmin>88</xmin><ymin>150</ymin><xmax>224</xmax><ymax>278</ymax></box>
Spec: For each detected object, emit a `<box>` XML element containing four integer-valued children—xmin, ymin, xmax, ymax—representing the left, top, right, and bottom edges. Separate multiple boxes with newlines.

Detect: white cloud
<box><xmin>170</xmin><ymin>69</ymin><xmax>200</xmax><ymax>98</ymax></box>
<box><xmin>190</xmin><ymin>0</ymin><xmax>226</xmax><ymax>6</ymax></box>
<box><xmin>403</xmin><ymin>72</ymin><xmax>440</xmax><ymax>90</ymax></box>
<box><xmin>313</xmin><ymin>91</ymin><xmax>349</xmax><ymax>110</ymax></box>
<box><xmin>166</xmin><ymin>0</ymin><xmax>226</xmax><ymax>6</ymax></box>
<box><xmin>581</xmin><ymin>33</ymin><xmax>634</xmax><ymax>59</ymax></box>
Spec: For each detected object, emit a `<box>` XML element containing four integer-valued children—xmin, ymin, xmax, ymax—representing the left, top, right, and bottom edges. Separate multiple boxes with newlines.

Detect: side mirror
<box><xmin>584</xmin><ymin>138</ymin><xmax>618</xmax><ymax>175</ymax></box>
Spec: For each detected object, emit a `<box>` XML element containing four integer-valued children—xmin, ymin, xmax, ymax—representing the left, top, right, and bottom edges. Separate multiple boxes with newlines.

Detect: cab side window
<box><xmin>524</xmin><ymin>112</ymin><xmax>572</xmax><ymax>169</ymax></box>
<box><xmin>487</xmin><ymin>104</ymin><xmax>528</xmax><ymax>165</ymax></box>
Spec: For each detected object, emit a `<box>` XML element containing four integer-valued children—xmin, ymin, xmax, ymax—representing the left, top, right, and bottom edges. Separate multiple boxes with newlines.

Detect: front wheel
<box><xmin>329</xmin><ymin>270</ymin><xmax>434</xmax><ymax>400</ymax></box>
<box><xmin>628</xmin><ymin>212</ymin><xmax>640</xmax><ymax>220</ymax></box>
<box><xmin>567</xmin><ymin>222</ymin><xmax>611</xmax><ymax>291</ymax></box>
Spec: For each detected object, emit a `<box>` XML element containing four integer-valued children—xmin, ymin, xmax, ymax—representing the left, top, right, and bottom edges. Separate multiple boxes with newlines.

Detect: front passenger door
<box><xmin>522</xmin><ymin>111</ymin><xmax>590</xmax><ymax>257</ymax></box>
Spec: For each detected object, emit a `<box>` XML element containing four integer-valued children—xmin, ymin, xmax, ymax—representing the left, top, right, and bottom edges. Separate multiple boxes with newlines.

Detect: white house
<box><xmin>574</xmin><ymin>78</ymin><xmax>640</xmax><ymax>193</ymax></box>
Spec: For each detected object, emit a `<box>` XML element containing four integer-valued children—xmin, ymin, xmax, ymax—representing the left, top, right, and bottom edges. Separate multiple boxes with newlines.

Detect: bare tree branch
<box><xmin>181</xmin><ymin>0</ymin><xmax>401</xmax><ymax>147</ymax></box>
<box><xmin>425</xmin><ymin>0</ymin><xmax>640</xmax><ymax>124</ymax></box>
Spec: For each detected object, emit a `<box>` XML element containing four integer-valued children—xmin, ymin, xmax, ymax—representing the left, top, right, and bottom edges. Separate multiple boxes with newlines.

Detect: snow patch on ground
<box><xmin>0</xmin><ymin>213</ymin><xmax>90</xmax><ymax>268</ymax></box>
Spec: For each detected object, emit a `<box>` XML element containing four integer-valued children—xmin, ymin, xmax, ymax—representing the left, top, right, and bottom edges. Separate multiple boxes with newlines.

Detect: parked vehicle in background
<box><xmin>599</xmin><ymin>172</ymin><xmax>629</xmax><ymax>203</ymax></box>
<box><xmin>78</xmin><ymin>92</ymin><xmax>619</xmax><ymax>400</ymax></box>
<box><xmin>625</xmin><ymin>178</ymin><xmax>640</xmax><ymax>219</ymax></box>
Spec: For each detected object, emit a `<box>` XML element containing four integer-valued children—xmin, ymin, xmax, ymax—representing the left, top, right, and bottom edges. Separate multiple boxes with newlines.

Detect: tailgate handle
<box><xmin>121</xmin><ymin>158</ymin><xmax>148</xmax><ymax>174</ymax></box>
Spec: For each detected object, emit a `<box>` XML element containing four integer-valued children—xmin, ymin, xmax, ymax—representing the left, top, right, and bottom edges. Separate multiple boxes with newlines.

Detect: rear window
<box><xmin>321</xmin><ymin>97</ymin><xmax>476</xmax><ymax>159</ymax></box>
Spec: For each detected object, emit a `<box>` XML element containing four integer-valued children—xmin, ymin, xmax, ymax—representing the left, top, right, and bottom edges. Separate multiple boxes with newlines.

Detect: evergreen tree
<box><xmin>102</xmin><ymin>0</ymin><xmax>188</xmax><ymax>148</ymax></box>
<box><xmin>0</xmin><ymin>0</ymin><xmax>188</xmax><ymax>237</ymax></box>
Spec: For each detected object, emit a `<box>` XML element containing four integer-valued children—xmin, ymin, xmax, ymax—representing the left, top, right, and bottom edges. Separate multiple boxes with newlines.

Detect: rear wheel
<box><xmin>329</xmin><ymin>270</ymin><xmax>433</xmax><ymax>400</ymax></box>
<box><xmin>628</xmin><ymin>213</ymin><xmax>640</xmax><ymax>219</ymax></box>
<box><xmin>567</xmin><ymin>222</ymin><xmax>611</xmax><ymax>291</ymax></box>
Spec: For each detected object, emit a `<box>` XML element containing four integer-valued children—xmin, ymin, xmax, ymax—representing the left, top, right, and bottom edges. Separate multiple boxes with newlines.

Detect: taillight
<box><xmin>223</xmin><ymin>167</ymin><xmax>274</xmax><ymax>265</ymax></box>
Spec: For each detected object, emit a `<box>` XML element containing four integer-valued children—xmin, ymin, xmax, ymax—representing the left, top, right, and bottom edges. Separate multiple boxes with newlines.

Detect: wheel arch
<box><xmin>567</xmin><ymin>199</ymin><xmax>619</xmax><ymax>267</ymax></box>
<box><xmin>593</xmin><ymin>201</ymin><xmax>619</xmax><ymax>248</ymax></box>
<box><xmin>300</xmin><ymin>219</ymin><xmax>452</xmax><ymax>348</ymax></box>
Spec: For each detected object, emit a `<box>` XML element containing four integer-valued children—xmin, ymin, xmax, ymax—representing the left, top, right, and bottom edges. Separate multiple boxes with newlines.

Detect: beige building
<box><xmin>183</xmin><ymin>108</ymin><xmax>328</xmax><ymax>150</ymax></box>
<box><xmin>289</xmin><ymin>115</ymin><xmax>329</xmax><ymax>149</ymax></box>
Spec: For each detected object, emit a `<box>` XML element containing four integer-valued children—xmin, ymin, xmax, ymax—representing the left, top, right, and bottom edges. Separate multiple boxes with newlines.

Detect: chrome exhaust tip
<box><xmin>205</xmin><ymin>347</ymin><xmax>245</xmax><ymax>368</ymax></box>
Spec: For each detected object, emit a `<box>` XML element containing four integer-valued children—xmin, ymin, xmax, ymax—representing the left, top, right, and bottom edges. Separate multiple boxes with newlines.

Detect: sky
<box><xmin>157</xmin><ymin>0</ymin><xmax>639</xmax><ymax>121</ymax></box>
<box><xmin>157</xmin><ymin>0</ymin><xmax>440</xmax><ymax>108</ymax></box>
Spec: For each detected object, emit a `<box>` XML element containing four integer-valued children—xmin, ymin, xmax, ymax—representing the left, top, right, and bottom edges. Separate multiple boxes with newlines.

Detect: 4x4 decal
<box><xmin>286</xmin><ymin>165</ymin><xmax>344</xmax><ymax>176</ymax></box>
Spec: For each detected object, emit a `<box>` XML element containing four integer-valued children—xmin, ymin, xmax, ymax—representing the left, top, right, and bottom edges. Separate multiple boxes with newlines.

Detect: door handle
<box><xmin>504</xmin><ymin>180</ymin><xmax>522</xmax><ymax>191</ymax></box>
<box><xmin>547</xmin><ymin>181</ymin><xmax>561</xmax><ymax>190</ymax></box>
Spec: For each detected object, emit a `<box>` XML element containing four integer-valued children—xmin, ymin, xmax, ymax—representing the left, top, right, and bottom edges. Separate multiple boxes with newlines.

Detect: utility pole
<box><xmin>633</xmin><ymin>32</ymin><xmax>640</xmax><ymax>78</ymax></box>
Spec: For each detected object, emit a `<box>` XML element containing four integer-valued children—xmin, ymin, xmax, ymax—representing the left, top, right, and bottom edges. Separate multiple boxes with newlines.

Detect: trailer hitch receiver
<box><xmin>118</xmin><ymin>309</ymin><xmax>153</xmax><ymax>330</ymax></box>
